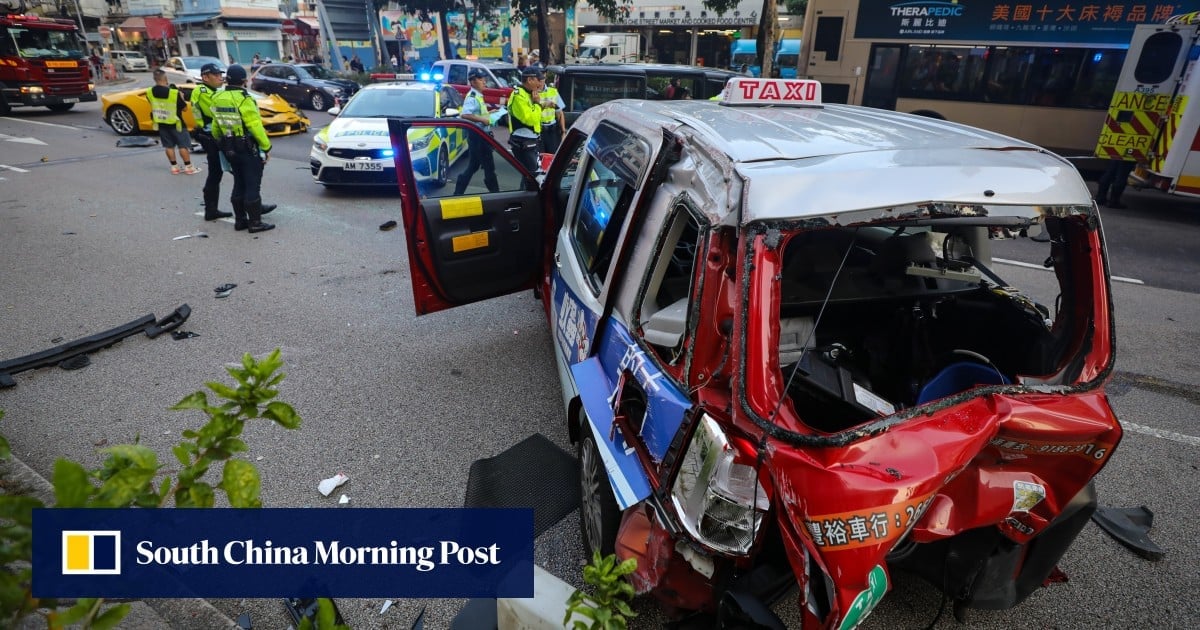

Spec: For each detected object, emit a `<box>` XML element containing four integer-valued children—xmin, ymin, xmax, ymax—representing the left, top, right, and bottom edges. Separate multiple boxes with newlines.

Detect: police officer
<box><xmin>454</xmin><ymin>68</ymin><xmax>500</xmax><ymax>195</ymax></box>
<box><xmin>191</xmin><ymin>64</ymin><xmax>275</xmax><ymax>222</ymax></box>
<box><xmin>538</xmin><ymin>73</ymin><xmax>566</xmax><ymax>154</ymax></box>
<box><xmin>507</xmin><ymin>64</ymin><xmax>544</xmax><ymax>173</ymax></box>
<box><xmin>211</xmin><ymin>64</ymin><xmax>274</xmax><ymax>233</ymax></box>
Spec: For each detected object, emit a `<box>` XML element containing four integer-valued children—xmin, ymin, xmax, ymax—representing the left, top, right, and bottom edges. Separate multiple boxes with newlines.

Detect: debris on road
<box><xmin>173</xmin><ymin>232</ymin><xmax>209</xmax><ymax>240</ymax></box>
<box><xmin>318</xmin><ymin>473</ymin><xmax>349</xmax><ymax>496</ymax></box>
<box><xmin>1092</xmin><ymin>505</ymin><xmax>1166</xmax><ymax>560</ymax></box>
<box><xmin>379</xmin><ymin>220</ymin><xmax>397</xmax><ymax>231</ymax></box>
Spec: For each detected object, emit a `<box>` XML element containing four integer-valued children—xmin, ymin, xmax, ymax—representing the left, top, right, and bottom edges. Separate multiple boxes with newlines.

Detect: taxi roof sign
<box><xmin>719</xmin><ymin>78</ymin><xmax>822</xmax><ymax>107</ymax></box>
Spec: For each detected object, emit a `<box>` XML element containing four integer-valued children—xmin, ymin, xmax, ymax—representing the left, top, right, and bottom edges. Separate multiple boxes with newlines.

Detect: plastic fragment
<box><xmin>318</xmin><ymin>473</ymin><xmax>349</xmax><ymax>496</ymax></box>
<box><xmin>339</xmin><ymin>494</ymin><xmax>350</xmax><ymax>505</ymax></box>
<box><xmin>380</xmin><ymin>600</ymin><xmax>393</xmax><ymax>614</ymax></box>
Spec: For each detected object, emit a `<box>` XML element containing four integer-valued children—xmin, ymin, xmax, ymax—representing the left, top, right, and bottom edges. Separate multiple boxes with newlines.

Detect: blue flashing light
<box><xmin>1093</xmin><ymin>52</ymin><xmax>1103</xmax><ymax>63</ymax></box>
<box><xmin>380</xmin><ymin>149</ymin><xmax>395</xmax><ymax>157</ymax></box>
<box><xmin>433</xmin><ymin>72</ymin><xmax>444</xmax><ymax>81</ymax></box>
<box><xmin>419</xmin><ymin>72</ymin><xmax>432</xmax><ymax>81</ymax></box>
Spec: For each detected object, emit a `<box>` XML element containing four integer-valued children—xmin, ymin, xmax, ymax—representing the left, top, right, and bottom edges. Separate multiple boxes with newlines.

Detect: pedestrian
<box><xmin>211</xmin><ymin>64</ymin><xmax>275</xmax><ymax>233</ymax></box>
<box><xmin>1094</xmin><ymin>159</ymin><xmax>1137</xmax><ymax>209</ymax></box>
<box><xmin>454</xmin><ymin>69</ymin><xmax>500</xmax><ymax>195</ymax></box>
<box><xmin>146</xmin><ymin>69</ymin><xmax>199</xmax><ymax>175</ymax></box>
<box><xmin>517</xmin><ymin>52</ymin><xmax>527</xmax><ymax>69</ymax></box>
<box><xmin>507</xmin><ymin>64</ymin><xmax>545</xmax><ymax>173</ymax></box>
<box><xmin>190</xmin><ymin>64</ymin><xmax>278</xmax><ymax>222</ymax></box>
<box><xmin>538</xmin><ymin>73</ymin><xmax>566</xmax><ymax>154</ymax></box>
<box><xmin>389</xmin><ymin>53</ymin><xmax>398</xmax><ymax>69</ymax></box>
<box><xmin>252</xmin><ymin>52</ymin><xmax>261</xmax><ymax>65</ymax></box>
<box><xmin>663</xmin><ymin>77</ymin><xmax>679</xmax><ymax>99</ymax></box>
<box><xmin>350</xmin><ymin>55</ymin><xmax>364</xmax><ymax>73</ymax></box>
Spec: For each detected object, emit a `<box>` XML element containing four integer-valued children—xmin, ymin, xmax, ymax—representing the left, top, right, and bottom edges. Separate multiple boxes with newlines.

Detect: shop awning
<box><xmin>144</xmin><ymin>17</ymin><xmax>175</xmax><ymax>39</ymax></box>
<box><xmin>221</xmin><ymin>7</ymin><xmax>283</xmax><ymax>20</ymax></box>
<box><xmin>224</xmin><ymin>21</ymin><xmax>280</xmax><ymax>30</ymax></box>
<box><xmin>296</xmin><ymin>16</ymin><xmax>320</xmax><ymax>29</ymax></box>
<box><xmin>282</xmin><ymin>17</ymin><xmax>319</xmax><ymax>35</ymax></box>
<box><xmin>117</xmin><ymin>17</ymin><xmax>146</xmax><ymax>32</ymax></box>
<box><xmin>173</xmin><ymin>13</ymin><xmax>219</xmax><ymax>25</ymax></box>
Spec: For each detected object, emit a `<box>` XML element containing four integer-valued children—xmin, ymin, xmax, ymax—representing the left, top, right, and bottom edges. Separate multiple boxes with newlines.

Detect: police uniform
<box><xmin>189</xmin><ymin>64</ymin><xmax>232</xmax><ymax>221</ymax></box>
<box><xmin>539</xmin><ymin>82</ymin><xmax>565</xmax><ymax>154</ymax></box>
<box><xmin>507</xmin><ymin>65</ymin><xmax>544</xmax><ymax>173</ymax></box>
<box><xmin>454</xmin><ymin>69</ymin><xmax>500</xmax><ymax>195</ymax></box>
<box><xmin>211</xmin><ymin>64</ymin><xmax>274</xmax><ymax>233</ymax></box>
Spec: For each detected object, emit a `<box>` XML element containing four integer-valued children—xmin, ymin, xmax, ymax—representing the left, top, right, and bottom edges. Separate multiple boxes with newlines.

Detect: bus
<box><xmin>798</xmin><ymin>0</ymin><xmax>1200</xmax><ymax>162</ymax></box>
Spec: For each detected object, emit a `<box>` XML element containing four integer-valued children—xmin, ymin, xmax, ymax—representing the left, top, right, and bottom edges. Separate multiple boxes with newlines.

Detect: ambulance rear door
<box><xmin>1152</xmin><ymin>34</ymin><xmax>1200</xmax><ymax>195</ymax></box>
<box><xmin>1095</xmin><ymin>23</ymin><xmax>1195</xmax><ymax>167</ymax></box>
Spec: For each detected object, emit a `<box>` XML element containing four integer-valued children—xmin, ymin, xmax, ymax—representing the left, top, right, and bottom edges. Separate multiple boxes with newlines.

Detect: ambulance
<box><xmin>390</xmin><ymin>78</ymin><xmax>1120</xmax><ymax>627</ymax></box>
<box><xmin>1095</xmin><ymin>11</ymin><xmax>1200</xmax><ymax>196</ymax></box>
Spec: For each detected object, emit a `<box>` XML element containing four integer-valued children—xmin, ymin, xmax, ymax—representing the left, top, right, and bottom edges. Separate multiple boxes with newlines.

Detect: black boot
<box><xmin>260</xmin><ymin>203</ymin><xmax>277</xmax><ymax>215</ymax></box>
<box><xmin>232</xmin><ymin>199</ymin><xmax>248</xmax><ymax>231</ymax></box>
<box><xmin>203</xmin><ymin>186</ymin><xmax>232</xmax><ymax>221</ymax></box>
<box><xmin>246</xmin><ymin>200</ymin><xmax>275</xmax><ymax>233</ymax></box>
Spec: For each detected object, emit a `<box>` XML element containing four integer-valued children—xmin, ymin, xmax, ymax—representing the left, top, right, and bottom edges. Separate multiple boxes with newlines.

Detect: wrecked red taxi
<box><xmin>387</xmin><ymin>78</ymin><xmax>1120</xmax><ymax>628</ymax></box>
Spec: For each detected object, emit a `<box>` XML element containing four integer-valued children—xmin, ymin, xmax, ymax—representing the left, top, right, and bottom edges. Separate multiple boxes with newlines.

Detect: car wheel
<box><xmin>46</xmin><ymin>103</ymin><xmax>75</xmax><ymax>112</ymax></box>
<box><xmin>433</xmin><ymin>147</ymin><xmax>450</xmax><ymax>186</ymax></box>
<box><xmin>308</xmin><ymin>91</ymin><xmax>326</xmax><ymax>111</ymax></box>
<box><xmin>579</xmin><ymin>425</ymin><xmax>621</xmax><ymax>557</ymax></box>
<box><xmin>106</xmin><ymin>105</ymin><xmax>137</xmax><ymax>135</ymax></box>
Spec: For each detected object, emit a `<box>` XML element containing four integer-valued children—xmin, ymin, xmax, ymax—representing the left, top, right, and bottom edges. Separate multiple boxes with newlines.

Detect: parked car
<box><xmin>431</xmin><ymin>59</ymin><xmax>521</xmax><ymax>107</ymax></box>
<box><xmin>310</xmin><ymin>81</ymin><xmax>466</xmax><ymax>187</ymax></box>
<box><xmin>100</xmin><ymin>85</ymin><xmax>310</xmax><ymax>137</ymax></box>
<box><xmin>162</xmin><ymin>56</ymin><xmax>224</xmax><ymax>85</ymax></box>
<box><xmin>108</xmin><ymin>50</ymin><xmax>149</xmax><ymax>72</ymax></box>
<box><xmin>249</xmin><ymin>62</ymin><xmax>359</xmax><ymax>111</ymax></box>
<box><xmin>387</xmin><ymin>78</ymin><xmax>1121</xmax><ymax>628</ymax></box>
<box><xmin>545</xmin><ymin>62</ymin><xmax>740</xmax><ymax>126</ymax></box>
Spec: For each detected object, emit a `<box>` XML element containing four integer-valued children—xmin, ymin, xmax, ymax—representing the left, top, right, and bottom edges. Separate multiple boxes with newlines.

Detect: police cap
<box><xmin>225</xmin><ymin>64</ymin><xmax>248</xmax><ymax>84</ymax></box>
<box><xmin>520</xmin><ymin>64</ymin><xmax>544</xmax><ymax>79</ymax></box>
<box><xmin>200</xmin><ymin>63</ymin><xmax>224</xmax><ymax>76</ymax></box>
<box><xmin>468</xmin><ymin>68</ymin><xmax>488</xmax><ymax>80</ymax></box>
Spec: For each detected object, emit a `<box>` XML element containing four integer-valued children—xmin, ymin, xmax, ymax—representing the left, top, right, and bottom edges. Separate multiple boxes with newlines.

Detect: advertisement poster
<box><xmin>445</xmin><ymin>10</ymin><xmax>515</xmax><ymax>60</ymax></box>
<box><xmin>380</xmin><ymin>10</ymin><xmax>444</xmax><ymax>65</ymax></box>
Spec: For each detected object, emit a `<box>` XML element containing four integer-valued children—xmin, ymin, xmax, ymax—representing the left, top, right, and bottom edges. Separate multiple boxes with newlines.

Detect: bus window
<box><xmin>813</xmin><ymin>16</ymin><xmax>843</xmax><ymax>62</ymax></box>
<box><xmin>1134</xmin><ymin>32</ymin><xmax>1183</xmax><ymax>84</ymax></box>
<box><xmin>898</xmin><ymin>46</ymin><xmax>984</xmax><ymax>100</ymax></box>
<box><xmin>1071</xmin><ymin>49</ymin><xmax>1126</xmax><ymax>109</ymax></box>
<box><xmin>1028</xmin><ymin>48</ymin><xmax>1085</xmax><ymax>107</ymax></box>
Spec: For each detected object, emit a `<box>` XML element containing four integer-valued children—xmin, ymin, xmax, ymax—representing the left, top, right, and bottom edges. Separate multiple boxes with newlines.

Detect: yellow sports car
<box><xmin>101</xmin><ymin>85</ymin><xmax>310</xmax><ymax>137</ymax></box>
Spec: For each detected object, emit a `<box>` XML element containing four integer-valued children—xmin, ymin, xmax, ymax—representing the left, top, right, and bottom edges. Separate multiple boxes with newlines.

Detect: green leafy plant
<box><xmin>0</xmin><ymin>350</ymin><xmax>304</xmax><ymax>628</ymax></box>
<box><xmin>563</xmin><ymin>551</ymin><xmax>638</xmax><ymax>630</ymax></box>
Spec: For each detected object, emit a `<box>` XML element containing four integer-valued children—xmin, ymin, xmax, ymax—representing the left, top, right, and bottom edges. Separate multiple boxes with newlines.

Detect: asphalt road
<box><xmin>1</xmin><ymin>95</ymin><xmax>1198</xmax><ymax>629</ymax></box>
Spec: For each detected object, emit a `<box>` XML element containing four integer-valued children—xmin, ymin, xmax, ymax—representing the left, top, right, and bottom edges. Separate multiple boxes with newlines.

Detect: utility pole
<box><xmin>70</xmin><ymin>0</ymin><xmax>91</xmax><ymax>51</ymax></box>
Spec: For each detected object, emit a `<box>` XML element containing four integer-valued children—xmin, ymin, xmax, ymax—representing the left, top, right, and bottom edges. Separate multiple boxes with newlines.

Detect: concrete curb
<box><xmin>1</xmin><ymin>455</ymin><xmax>240</xmax><ymax>629</ymax></box>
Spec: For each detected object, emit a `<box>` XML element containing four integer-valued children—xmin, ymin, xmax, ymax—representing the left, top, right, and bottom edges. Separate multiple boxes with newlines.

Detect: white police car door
<box><xmin>388</xmin><ymin>117</ymin><xmax>546</xmax><ymax>315</ymax></box>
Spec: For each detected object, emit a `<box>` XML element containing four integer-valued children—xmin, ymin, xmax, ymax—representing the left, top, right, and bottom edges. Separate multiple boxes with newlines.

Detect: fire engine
<box><xmin>0</xmin><ymin>12</ymin><xmax>96</xmax><ymax>114</ymax></box>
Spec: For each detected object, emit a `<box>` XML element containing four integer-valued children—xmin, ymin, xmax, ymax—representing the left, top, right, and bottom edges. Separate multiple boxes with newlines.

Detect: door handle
<box><xmin>505</xmin><ymin>205</ymin><xmax>522</xmax><ymax>213</ymax></box>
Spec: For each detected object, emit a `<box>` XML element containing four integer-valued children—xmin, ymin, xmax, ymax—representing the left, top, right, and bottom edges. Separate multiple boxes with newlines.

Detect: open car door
<box><xmin>387</xmin><ymin>118</ymin><xmax>544</xmax><ymax>315</ymax></box>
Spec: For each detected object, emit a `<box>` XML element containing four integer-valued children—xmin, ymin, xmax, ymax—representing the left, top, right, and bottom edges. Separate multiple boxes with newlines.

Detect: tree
<box><xmin>508</xmin><ymin>0</ymin><xmax>630</xmax><ymax>63</ymax></box>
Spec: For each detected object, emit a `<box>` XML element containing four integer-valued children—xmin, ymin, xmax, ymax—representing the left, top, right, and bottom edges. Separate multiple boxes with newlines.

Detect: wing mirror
<box><xmin>328</xmin><ymin>105</ymin><xmax>342</xmax><ymax>115</ymax></box>
<box><xmin>444</xmin><ymin>107</ymin><xmax>460</xmax><ymax>116</ymax></box>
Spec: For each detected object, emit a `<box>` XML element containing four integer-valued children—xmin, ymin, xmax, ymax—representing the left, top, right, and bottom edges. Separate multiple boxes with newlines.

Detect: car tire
<box><xmin>106</xmin><ymin>105</ymin><xmax>138</xmax><ymax>135</ymax></box>
<box><xmin>308</xmin><ymin>91</ymin><xmax>327</xmax><ymax>111</ymax></box>
<box><xmin>579</xmin><ymin>424</ymin><xmax>621</xmax><ymax>557</ymax></box>
<box><xmin>46</xmin><ymin>103</ymin><xmax>74</xmax><ymax>112</ymax></box>
<box><xmin>433</xmin><ymin>146</ymin><xmax>450</xmax><ymax>187</ymax></box>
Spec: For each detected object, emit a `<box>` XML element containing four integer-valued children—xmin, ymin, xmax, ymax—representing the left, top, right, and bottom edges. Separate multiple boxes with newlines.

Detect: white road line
<box><xmin>1122</xmin><ymin>421</ymin><xmax>1200</xmax><ymax>448</ymax></box>
<box><xmin>0</xmin><ymin>164</ymin><xmax>30</xmax><ymax>173</ymax></box>
<box><xmin>992</xmin><ymin>257</ymin><xmax>1144</xmax><ymax>285</ymax></box>
<box><xmin>0</xmin><ymin>116</ymin><xmax>75</xmax><ymax>129</ymax></box>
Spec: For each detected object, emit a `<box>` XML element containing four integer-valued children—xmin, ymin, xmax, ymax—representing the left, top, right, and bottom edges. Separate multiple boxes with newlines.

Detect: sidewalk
<box><xmin>1</xmin><ymin>455</ymin><xmax>239</xmax><ymax>630</ymax></box>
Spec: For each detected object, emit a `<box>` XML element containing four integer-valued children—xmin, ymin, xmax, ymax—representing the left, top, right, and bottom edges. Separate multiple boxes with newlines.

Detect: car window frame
<box><xmin>633</xmin><ymin>199</ymin><xmax>708</xmax><ymax>370</ymax></box>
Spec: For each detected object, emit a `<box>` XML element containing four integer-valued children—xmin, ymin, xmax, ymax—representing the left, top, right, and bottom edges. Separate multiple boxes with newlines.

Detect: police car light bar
<box><xmin>719</xmin><ymin>78</ymin><xmax>822</xmax><ymax>107</ymax></box>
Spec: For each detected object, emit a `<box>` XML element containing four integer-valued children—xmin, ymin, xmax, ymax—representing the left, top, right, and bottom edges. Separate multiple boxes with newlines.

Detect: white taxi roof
<box><xmin>574</xmin><ymin>98</ymin><xmax>1093</xmax><ymax>225</ymax></box>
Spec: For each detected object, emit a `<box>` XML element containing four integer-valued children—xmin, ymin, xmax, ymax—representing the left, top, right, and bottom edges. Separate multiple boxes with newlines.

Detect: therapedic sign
<box><xmin>33</xmin><ymin>508</ymin><xmax>533</xmax><ymax>598</ymax></box>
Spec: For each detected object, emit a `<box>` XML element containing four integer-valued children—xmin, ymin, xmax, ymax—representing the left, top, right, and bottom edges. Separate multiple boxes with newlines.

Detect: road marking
<box><xmin>1122</xmin><ymin>421</ymin><xmax>1200</xmax><ymax>448</ymax></box>
<box><xmin>0</xmin><ymin>116</ymin><xmax>76</xmax><ymax>129</ymax></box>
<box><xmin>993</xmin><ymin>257</ymin><xmax>1144</xmax><ymax>285</ymax></box>
<box><xmin>0</xmin><ymin>133</ymin><xmax>47</xmax><ymax>145</ymax></box>
<box><xmin>0</xmin><ymin>164</ymin><xmax>30</xmax><ymax>173</ymax></box>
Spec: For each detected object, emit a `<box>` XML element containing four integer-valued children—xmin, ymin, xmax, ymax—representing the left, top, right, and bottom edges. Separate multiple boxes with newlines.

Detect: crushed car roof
<box><xmin>575</xmin><ymin>100</ymin><xmax>1094</xmax><ymax>225</ymax></box>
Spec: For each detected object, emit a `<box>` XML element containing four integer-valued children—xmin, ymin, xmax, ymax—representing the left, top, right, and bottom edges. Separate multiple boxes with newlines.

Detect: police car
<box><xmin>388</xmin><ymin>79</ymin><xmax>1120</xmax><ymax>628</ymax></box>
<box><xmin>309</xmin><ymin>82</ymin><xmax>467</xmax><ymax>187</ymax></box>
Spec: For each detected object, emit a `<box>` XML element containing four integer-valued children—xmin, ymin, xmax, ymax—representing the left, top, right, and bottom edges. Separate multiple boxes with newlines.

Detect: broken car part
<box><xmin>144</xmin><ymin>304</ymin><xmax>192</xmax><ymax>339</ymax></box>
